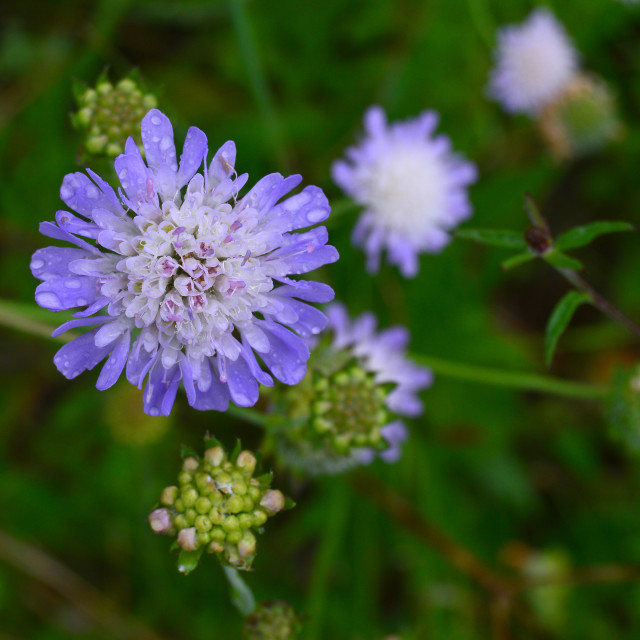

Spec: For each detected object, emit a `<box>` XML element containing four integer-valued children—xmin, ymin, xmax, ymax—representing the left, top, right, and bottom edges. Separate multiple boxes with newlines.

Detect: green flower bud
<box><xmin>149</xmin><ymin>438</ymin><xmax>292</xmax><ymax>571</ymax></box>
<box><xmin>539</xmin><ymin>73</ymin><xmax>622</xmax><ymax>160</ymax></box>
<box><xmin>274</xmin><ymin>351</ymin><xmax>397</xmax><ymax>474</ymax></box>
<box><xmin>72</xmin><ymin>73</ymin><xmax>158</xmax><ymax>158</ymax></box>
<box><xmin>243</xmin><ymin>601</ymin><xmax>303</xmax><ymax>640</ymax></box>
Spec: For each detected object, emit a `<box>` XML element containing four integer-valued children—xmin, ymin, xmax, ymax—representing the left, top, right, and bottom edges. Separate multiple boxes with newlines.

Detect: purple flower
<box><xmin>325</xmin><ymin>303</ymin><xmax>432</xmax><ymax>464</ymax></box>
<box><xmin>332</xmin><ymin>106</ymin><xmax>477</xmax><ymax>277</ymax></box>
<box><xmin>488</xmin><ymin>9</ymin><xmax>578</xmax><ymax>115</ymax></box>
<box><xmin>32</xmin><ymin>109</ymin><xmax>338</xmax><ymax>416</ymax></box>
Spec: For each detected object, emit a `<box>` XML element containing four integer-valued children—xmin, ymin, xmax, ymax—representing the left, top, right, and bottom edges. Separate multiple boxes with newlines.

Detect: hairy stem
<box><xmin>557</xmin><ymin>267</ymin><xmax>640</xmax><ymax>341</ymax></box>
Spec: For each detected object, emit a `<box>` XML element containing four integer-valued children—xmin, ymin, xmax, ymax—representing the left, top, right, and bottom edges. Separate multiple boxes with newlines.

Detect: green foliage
<box><xmin>455</xmin><ymin>228</ymin><xmax>526</xmax><ymax>249</ymax></box>
<box><xmin>545</xmin><ymin>291</ymin><xmax>592</xmax><ymax>366</ymax></box>
<box><xmin>555</xmin><ymin>221</ymin><xmax>635</xmax><ymax>251</ymax></box>
<box><xmin>3</xmin><ymin>1</ymin><xmax>640</xmax><ymax>639</ymax></box>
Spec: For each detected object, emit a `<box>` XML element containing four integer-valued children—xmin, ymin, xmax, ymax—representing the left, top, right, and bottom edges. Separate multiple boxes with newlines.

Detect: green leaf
<box><xmin>501</xmin><ymin>251</ymin><xmax>535</xmax><ymax>271</ymax></box>
<box><xmin>556</xmin><ymin>221</ymin><xmax>634</xmax><ymax>251</ymax></box>
<box><xmin>545</xmin><ymin>291</ymin><xmax>592</xmax><ymax>367</ymax></box>
<box><xmin>223</xmin><ymin>566</ymin><xmax>256</xmax><ymax>615</ymax></box>
<box><xmin>455</xmin><ymin>228</ymin><xmax>526</xmax><ymax>249</ymax></box>
<box><xmin>177</xmin><ymin>548</ymin><xmax>204</xmax><ymax>575</ymax></box>
<box><xmin>544</xmin><ymin>251</ymin><xmax>584</xmax><ymax>271</ymax></box>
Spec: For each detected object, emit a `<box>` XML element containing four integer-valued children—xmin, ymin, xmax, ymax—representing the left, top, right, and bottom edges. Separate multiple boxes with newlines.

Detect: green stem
<box><xmin>228</xmin><ymin>404</ymin><xmax>270</xmax><ymax>427</ymax></box>
<box><xmin>467</xmin><ymin>0</ymin><xmax>496</xmax><ymax>51</ymax></box>
<box><xmin>305</xmin><ymin>480</ymin><xmax>350</xmax><ymax>640</ymax></box>
<box><xmin>223</xmin><ymin>566</ymin><xmax>256</xmax><ymax>617</ymax></box>
<box><xmin>412</xmin><ymin>354</ymin><xmax>609</xmax><ymax>400</ymax></box>
<box><xmin>557</xmin><ymin>267</ymin><xmax>640</xmax><ymax>342</ymax></box>
<box><xmin>0</xmin><ymin>300</ymin><xmax>71</xmax><ymax>344</ymax></box>
<box><xmin>226</xmin><ymin>0</ymin><xmax>287</xmax><ymax>169</ymax></box>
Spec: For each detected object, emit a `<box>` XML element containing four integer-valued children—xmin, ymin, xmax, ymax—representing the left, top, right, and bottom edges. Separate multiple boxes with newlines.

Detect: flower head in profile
<box><xmin>275</xmin><ymin>303</ymin><xmax>432</xmax><ymax>474</ymax></box>
<box><xmin>332</xmin><ymin>106</ymin><xmax>477</xmax><ymax>277</ymax></box>
<box><xmin>488</xmin><ymin>9</ymin><xmax>578</xmax><ymax>115</ymax></box>
<box><xmin>32</xmin><ymin>109</ymin><xmax>338</xmax><ymax>416</ymax></box>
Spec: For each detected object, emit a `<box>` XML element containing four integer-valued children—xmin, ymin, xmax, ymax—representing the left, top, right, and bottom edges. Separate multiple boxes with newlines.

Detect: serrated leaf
<box><xmin>556</xmin><ymin>221</ymin><xmax>634</xmax><ymax>252</ymax></box>
<box><xmin>456</xmin><ymin>228</ymin><xmax>526</xmax><ymax>249</ymax></box>
<box><xmin>545</xmin><ymin>291</ymin><xmax>592</xmax><ymax>366</ymax></box>
<box><xmin>223</xmin><ymin>566</ymin><xmax>256</xmax><ymax>615</ymax></box>
<box><xmin>543</xmin><ymin>251</ymin><xmax>584</xmax><ymax>271</ymax></box>
<box><xmin>177</xmin><ymin>548</ymin><xmax>204</xmax><ymax>575</ymax></box>
<box><xmin>501</xmin><ymin>251</ymin><xmax>535</xmax><ymax>271</ymax></box>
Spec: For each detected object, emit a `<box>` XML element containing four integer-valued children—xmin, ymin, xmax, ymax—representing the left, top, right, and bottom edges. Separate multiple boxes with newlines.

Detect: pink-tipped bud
<box><xmin>260</xmin><ymin>490</ymin><xmax>285</xmax><ymax>514</ymax></box>
<box><xmin>148</xmin><ymin>508</ymin><xmax>172</xmax><ymax>535</ymax></box>
<box><xmin>177</xmin><ymin>527</ymin><xmax>198</xmax><ymax>551</ymax></box>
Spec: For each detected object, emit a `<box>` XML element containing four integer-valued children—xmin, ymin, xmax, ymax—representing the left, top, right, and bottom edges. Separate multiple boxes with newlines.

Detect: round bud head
<box><xmin>72</xmin><ymin>74</ymin><xmax>158</xmax><ymax>158</ymax></box>
<box><xmin>150</xmin><ymin>439</ymin><xmax>291</xmax><ymax>571</ymax></box>
<box><xmin>243</xmin><ymin>601</ymin><xmax>303</xmax><ymax>640</ymax></box>
<box><xmin>148</xmin><ymin>508</ymin><xmax>171</xmax><ymax>535</ymax></box>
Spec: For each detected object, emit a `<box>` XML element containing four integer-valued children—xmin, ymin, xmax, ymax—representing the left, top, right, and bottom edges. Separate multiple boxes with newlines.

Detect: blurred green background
<box><xmin>3</xmin><ymin>0</ymin><xmax>640</xmax><ymax>638</ymax></box>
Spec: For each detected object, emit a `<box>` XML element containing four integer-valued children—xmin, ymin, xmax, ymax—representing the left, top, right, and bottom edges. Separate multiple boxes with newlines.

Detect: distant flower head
<box><xmin>488</xmin><ymin>9</ymin><xmax>578</xmax><ymax>115</ymax></box>
<box><xmin>32</xmin><ymin>109</ymin><xmax>338</xmax><ymax>416</ymax></box>
<box><xmin>275</xmin><ymin>303</ymin><xmax>432</xmax><ymax>474</ymax></box>
<box><xmin>332</xmin><ymin>106</ymin><xmax>477</xmax><ymax>277</ymax></box>
<box><xmin>72</xmin><ymin>76</ymin><xmax>158</xmax><ymax>157</ymax></box>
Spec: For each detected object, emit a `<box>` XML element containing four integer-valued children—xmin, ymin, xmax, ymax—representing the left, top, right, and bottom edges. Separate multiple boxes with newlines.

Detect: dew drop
<box><xmin>307</xmin><ymin>208</ymin><xmax>325</xmax><ymax>223</ymax></box>
<box><xmin>65</xmin><ymin>278</ymin><xmax>82</xmax><ymax>289</ymax></box>
<box><xmin>31</xmin><ymin>259</ymin><xmax>44</xmax><ymax>270</ymax></box>
<box><xmin>151</xmin><ymin>116</ymin><xmax>161</xmax><ymax>126</ymax></box>
<box><xmin>160</xmin><ymin>137</ymin><xmax>172</xmax><ymax>151</ymax></box>
<box><xmin>77</xmin><ymin>298</ymin><xmax>87</xmax><ymax>306</ymax></box>
<box><xmin>36</xmin><ymin>291</ymin><xmax>61</xmax><ymax>309</ymax></box>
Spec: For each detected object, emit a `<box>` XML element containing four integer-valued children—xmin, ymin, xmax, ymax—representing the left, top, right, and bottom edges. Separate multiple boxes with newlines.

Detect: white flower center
<box><xmin>107</xmin><ymin>178</ymin><xmax>278</xmax><ymax>363</ymax></box>
<box><xmin>360</xmin><ymin>145</ymin><xmax>448</xmax><ymax>236</ymax></box>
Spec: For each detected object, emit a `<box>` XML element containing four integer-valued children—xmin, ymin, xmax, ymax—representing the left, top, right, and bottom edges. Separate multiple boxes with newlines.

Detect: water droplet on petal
<box><xmin>65</xmin><ymin>278</ymin><xmax>81</xmax><ymax>289</ymax></box>
<box><xmin>151</xmin><ymin>116</ymin><xmax>161</xmax><ymax>126</ymax></box>
<box><xmin>31</xmin><ymin>259</ymin><xmax>44</xmax><ymax>270</ymax></box>
<box><xmin>36</xmin><ymin>291</ymin><xmax>61</xmax><ymax>309</ymax></box>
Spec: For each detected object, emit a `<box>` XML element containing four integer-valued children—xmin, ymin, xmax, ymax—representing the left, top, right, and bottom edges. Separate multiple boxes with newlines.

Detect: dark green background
<box><xmin>2</xmin><ymin>0</ymin><xmax>640</xmax><ymax>638</ymax></box>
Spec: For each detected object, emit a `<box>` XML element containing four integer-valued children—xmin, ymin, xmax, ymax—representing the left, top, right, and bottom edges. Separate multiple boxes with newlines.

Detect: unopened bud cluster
<box><xmin>149</xmin><ymin>445</ymin><xmax>287</xmax><ymax>570</ymax></box>
<box><xmin>243</xmin><ymin>600</ymin><xmax>303</xmax><ymax>640</ymax></box>
<box><xmin>311</xmin><ymin>366</ymin><xmax>388</xmax><ymax>455</ymax></box>
<box><xmin>539</xmin><ymin>74</ymin><xmax>621</xmax><ymax>159</ymax></box>
<box><xmin>72</xmin><ymin>76</ymin><xmax>157</xmax><ymax>157</ymax></box>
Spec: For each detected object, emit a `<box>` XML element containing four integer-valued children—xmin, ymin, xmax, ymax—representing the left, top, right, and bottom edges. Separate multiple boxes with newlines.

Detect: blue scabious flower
<box><xmin>332</xmin><ymin>106</ymin><xmax>477</xmax><ymax>278</ymax></box>
<box><xmin>488</xmin><ymin>9</ymin><xmax>578</xmax><ymax>116</ymax></box>
<box><xmin>32</xmin><ymin>109</ymin><xmax>338</xmax><ymax>416</ymax></box>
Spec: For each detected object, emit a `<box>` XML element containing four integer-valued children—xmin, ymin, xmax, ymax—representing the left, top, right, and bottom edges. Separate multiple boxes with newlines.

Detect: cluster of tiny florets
<box><xmin>311</xmin><ymin>366</ymin><xmax>388</xmax><ymax>454</ymax></box>
<box><xmin>243</xmin><ymin>601</ymin><xmax>303</xmax><ymax>640</ymax></box>
<box><xmin>149</xmin><ymin>444</ymin><xmax>287</xmax><ymax>570</ymax></box>
<box><xmin>72</xmin><ymin>78</ymin><xmax>157</xmax><ymax>157</ymax></box>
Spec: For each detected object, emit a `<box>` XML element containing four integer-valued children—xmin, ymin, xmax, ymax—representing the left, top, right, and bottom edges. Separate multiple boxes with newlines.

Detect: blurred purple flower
<box><xmin>326</xmin><ymin>303</ymin><xmax>432</xmax><ymax>464</ymax></box>
<box><xmin>488</xmin><ymin>9</ymin><xmax>578</xmax><ymax>115</ymax></box>
<box><xmin>332</xmin><ymin>106</ymin><xmax>477</xmax><ymax>277</ymax></box>
<box><xmin>32</xmin><ymin>109</ymin><xmax>338</xmax><ymax>416</ymax></box>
